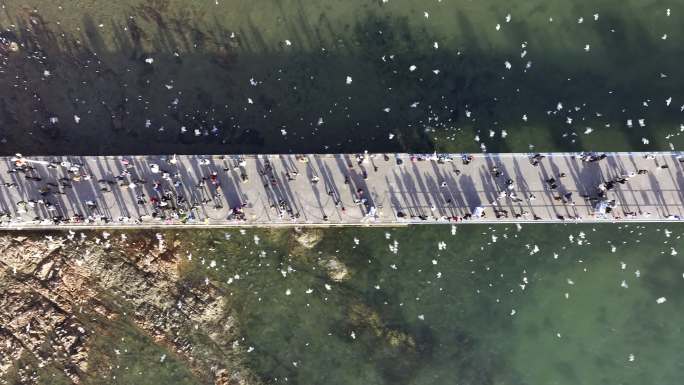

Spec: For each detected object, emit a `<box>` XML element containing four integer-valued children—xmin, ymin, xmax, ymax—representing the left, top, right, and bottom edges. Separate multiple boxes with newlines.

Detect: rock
<box><xmin>321</xmin><ymin>256</ymin><xmax>349</xmax><ymax>282</ymax></box>
<box><xmin>34</xmin><ymin>260</ymin><xmax>55</xmax><ymax>280</ymax></box>
<box><xmin>294</xmin><ymin>228</ymin><xmax>322</xmax><ymax>249</ymax></box>
<box><xmin>348</xmin><ymin>303</ymin><xmax>416</xmax><ymax>352</ymax></box>
<box><xmin>0</xmin><ymin>234</ymin><xmax>258</xmax><ymax>385</ymax></box>
<box><xmin>386</xmin><ymin>329</ymin><xmax>416</xmax><ymax>349</ymax></box>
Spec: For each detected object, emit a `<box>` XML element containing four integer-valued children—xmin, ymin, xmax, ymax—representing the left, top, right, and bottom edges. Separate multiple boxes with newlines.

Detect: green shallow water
<box><xmin>178</xmin><ymin>224</ymin><xmax>684</xmax><ymax>385</ymax></box>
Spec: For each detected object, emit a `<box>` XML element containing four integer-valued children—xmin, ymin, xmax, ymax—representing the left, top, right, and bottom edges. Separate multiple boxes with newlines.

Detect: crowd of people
<box><xmin>392</xmin><ymin>151</ymin><xmax>676</xmax><ymax>222</ymax></box>
<box><xmin>0</xmin><ymin>154</ymin><xmax>249</xmax><ymax>226</ymax></box>
<box><xmin>0</xmin><ymin>152</ymin><xmax>678</xmax><ymax>226</ymax></box>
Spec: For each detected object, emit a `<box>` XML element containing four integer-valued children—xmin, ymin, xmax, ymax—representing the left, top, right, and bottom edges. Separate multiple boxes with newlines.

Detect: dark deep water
<box><xmin>1</xmin><ymin>0</ymin><xmax>684</xmax><ymax>155</ymax></box>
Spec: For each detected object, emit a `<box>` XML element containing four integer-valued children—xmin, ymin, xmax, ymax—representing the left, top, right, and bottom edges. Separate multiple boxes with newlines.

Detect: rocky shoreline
<box><xmin>0</xmin><ymin>232</ymin><xmax>257</xmax><ymax>385</ymax></box>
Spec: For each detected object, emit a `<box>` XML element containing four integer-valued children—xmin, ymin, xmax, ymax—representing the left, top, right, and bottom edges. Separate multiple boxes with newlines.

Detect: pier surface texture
<box><xmin>0</xmin><ymin>152</ymin><xmax>682</xmax><ymax>229</ymax></box>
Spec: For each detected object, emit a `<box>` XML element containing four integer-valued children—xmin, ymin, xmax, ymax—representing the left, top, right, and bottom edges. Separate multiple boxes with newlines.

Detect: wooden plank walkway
<box><xmin>0</xmin><ymin>152</ymin><xmax>682</xmax><ymax>229</ymax></box>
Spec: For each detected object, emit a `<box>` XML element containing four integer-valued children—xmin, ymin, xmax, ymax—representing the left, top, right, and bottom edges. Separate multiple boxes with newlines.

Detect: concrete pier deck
<box><xmin>0</xmin><ymin>152</ymin><xmax>682</xmax><ymax>229</ymax></box>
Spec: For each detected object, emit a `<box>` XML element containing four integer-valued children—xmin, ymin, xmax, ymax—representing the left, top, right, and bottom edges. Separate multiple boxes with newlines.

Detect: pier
<box><xmin>0</xmin><ymin>152</ymin><xmax>682</xmax><ymax>229</ymax></box>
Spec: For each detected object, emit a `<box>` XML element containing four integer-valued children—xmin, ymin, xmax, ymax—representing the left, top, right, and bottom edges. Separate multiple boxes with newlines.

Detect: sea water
<box><xmin>0</xmin><ymin>0</ymin><xmax>683</xmax><ymax>154</ymax></box>
<box><xmin>1</xmin><ymin>1</ymin><xmax>683</xmax><ymax>384</ymax></box>
<box><xmin>188</xmin><ymin>224</ymin><xmax>684</xmax><ymax>385</ymax></box>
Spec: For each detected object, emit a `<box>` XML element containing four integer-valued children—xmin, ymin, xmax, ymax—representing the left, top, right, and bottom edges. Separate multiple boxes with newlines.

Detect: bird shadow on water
<box><xmin>0</xmin><ymin>4</ymin><xmax>682</xmax><ymax>156</ymax></box>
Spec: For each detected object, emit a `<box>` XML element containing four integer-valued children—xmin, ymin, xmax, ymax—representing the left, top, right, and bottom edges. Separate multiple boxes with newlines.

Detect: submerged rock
<box><xmin>293</xmin><ymin>228</ymin><xmax>322</xmax><ymax>249</ymax></box>
<box><xmin>348</xmin><ymin>303</ymin><xmax>416</xmax><ymax>351</ymax></box>
<box><xmin>320</xmin><ymin>256</ymin><xmax>350</xmax><ymax>281</ymax></box>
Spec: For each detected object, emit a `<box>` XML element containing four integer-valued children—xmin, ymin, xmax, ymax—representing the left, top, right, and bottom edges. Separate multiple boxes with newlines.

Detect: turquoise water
<box><xmin>187</xmin><ymin>224</ymin><xmax>684</xmax><ymax>385</ymax></box>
